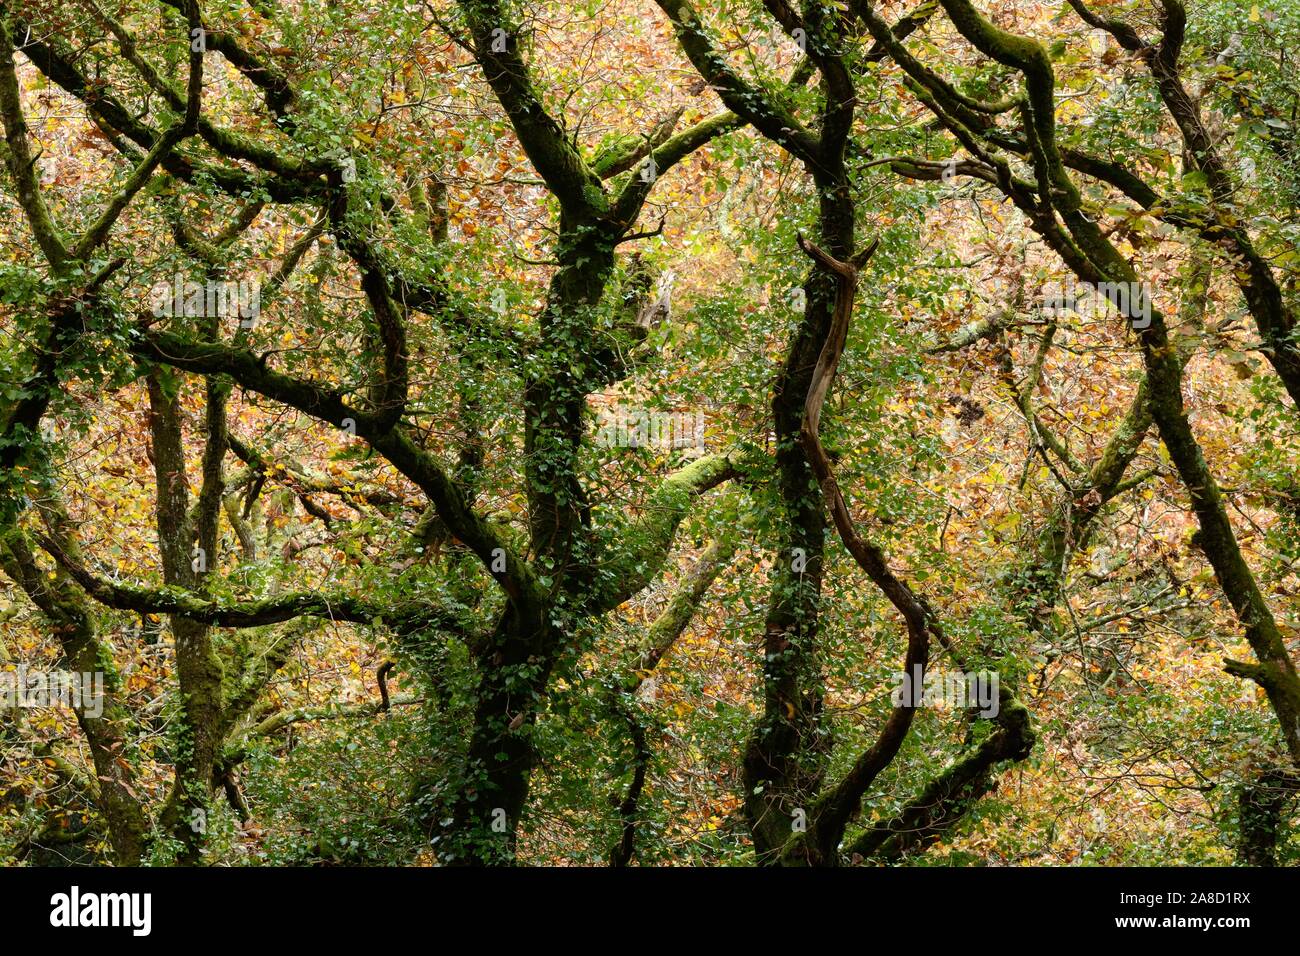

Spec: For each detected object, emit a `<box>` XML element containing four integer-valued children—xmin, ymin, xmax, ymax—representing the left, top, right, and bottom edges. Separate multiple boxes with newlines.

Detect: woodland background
<box><xmin>0</xmin><ymin>0</ymin><xmax>1298</xmax><ymax>866</ymax></box>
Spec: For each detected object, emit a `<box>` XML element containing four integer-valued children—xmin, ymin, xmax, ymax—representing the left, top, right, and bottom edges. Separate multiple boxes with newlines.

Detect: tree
<box><xmin>2</xmin><ymin>0</ymin><xmax>1296</xmax><ymax>867</ymax></box>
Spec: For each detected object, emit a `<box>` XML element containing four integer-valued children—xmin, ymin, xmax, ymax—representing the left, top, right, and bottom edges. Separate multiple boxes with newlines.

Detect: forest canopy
<box><xmin>0</xmin><ymin>0</ymin><xmax>1298</xmax><ymax>868</ymax></box>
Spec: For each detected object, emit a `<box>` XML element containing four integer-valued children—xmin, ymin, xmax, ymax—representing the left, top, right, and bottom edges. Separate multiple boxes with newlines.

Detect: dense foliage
<box><xmin>1</xmin><ymin>0</ymin><xmax>1298</xmax><ymax>866</ymax></box>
